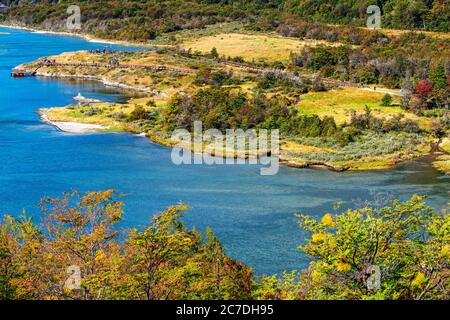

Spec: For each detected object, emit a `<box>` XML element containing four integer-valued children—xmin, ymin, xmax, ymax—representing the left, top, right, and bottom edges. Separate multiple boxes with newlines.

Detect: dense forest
<box><xmin>1</xmin><ymin>191</ymin><xmax>449</xmax><ymax>300</ymax></box>
<box><xmin>1</xmin><ymin>0</ymin><xmax>448</xmax><ymax>42</ymax></box>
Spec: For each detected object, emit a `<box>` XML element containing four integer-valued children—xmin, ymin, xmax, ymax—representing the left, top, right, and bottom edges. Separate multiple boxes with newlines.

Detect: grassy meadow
<box><xmin>181</xmin><ymin>33</ymin><xmax>341</xmax><ymax>63</ymax></box>
<box><xmin>296</xmin><ymin>88</ymin><xmax>432</xmax><ymax>129</ymax></box>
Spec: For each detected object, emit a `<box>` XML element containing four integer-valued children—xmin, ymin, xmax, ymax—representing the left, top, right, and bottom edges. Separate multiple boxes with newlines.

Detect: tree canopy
<box><xmin>1</xmin><ymin>191</ymin><xmax>448</xmax><ymax>300</ymax></box>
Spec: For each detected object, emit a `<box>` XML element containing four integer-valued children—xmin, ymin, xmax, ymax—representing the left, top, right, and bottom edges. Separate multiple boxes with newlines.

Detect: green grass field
<box><xmin>296</xmin><ymin>88</ymin><xmax>431</xmax><ymax>128</ymax></box>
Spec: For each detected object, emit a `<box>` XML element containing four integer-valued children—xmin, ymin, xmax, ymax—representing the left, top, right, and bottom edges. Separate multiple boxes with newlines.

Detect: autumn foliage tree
<box><xmin>0</xmin><ymin>190</ymin><xmax>254</xmax><ymax>300</ymax></box>
<box><xmin>119</xmin><ymin>207</ymin><xmax>253</xmax><ymax>300</ymax></box>
<box><xmin>1</xmin><ymin>192</ymin><xmax>448</xmax><ymax>300</ymax></box>
<box><xmin>39</xmin><ymin>190</ymin><xmax>123</xmax><ymax>300</ymax></box>
<box><xmin>415</xmin><ymin>79</ymin><xmax>433</xmax><ymax>99</ymax></box>
<box><xmin>296</xmin><ymin>196</ymin><xmax>450</xmax><ymax>300</ymax></box>
<box><xmin>410</xmin><ymin>80</ymin><xmax>433</xmax><ymax>112</ymax></box>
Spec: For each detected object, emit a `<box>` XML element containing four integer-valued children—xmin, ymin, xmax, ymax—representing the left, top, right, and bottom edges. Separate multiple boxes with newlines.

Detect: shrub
<box><xmin>128</xmin><ymin>105</ymin><xmax>148</xmax><ymax>121</ymax></box>
<box><xmin>146</xmin><ymin>100</ymin><xmax>156</xmax><ymax>107</ymax></box>
<box><xmin>311</xmin><ymin>77</ymin><xmax>327</xmax><ymax>92</ymax></box>
<box><xmin>84</xmin><ymin>107</ymin><xmax>101</xmax><ymax>116</ymax></box>
<box><xmin>210</xmin><ymin>47</ymin><xmax>219</xmax><ymax>59</ymax></box>
<box><xmin>110</xmin><ymin>112</ymin><xmax>126</xmax><ymax>121</ymax></box>
<box><xmin>335</xmin><ymin>127</ymin><xmax>357</xmax><ymax>146</ymax></box>
<box><xmin>381</xmin><ymin>94</ymin><xmax>393</xmax><ymax>106</ymax></box>
<box><xmin>353</xmin><ymin>65</ymin><xmax>378</xmax><ymax>85</ymax></box>
<box><xmin>307</xmin><ymin>46</ymin><xmax>336</xmax><ymax>70</ymax></box>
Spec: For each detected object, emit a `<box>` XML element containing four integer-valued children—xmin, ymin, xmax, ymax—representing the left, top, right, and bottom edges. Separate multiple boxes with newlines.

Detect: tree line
<box><xmin>160</xmin><ymin>87</ymin><xmax>426</xmax><ymax>147</ymax></box>
<box><xmin>1</xmin><ymin>0</ymin><xmax>448</xmax><ymax>43</ymax></box>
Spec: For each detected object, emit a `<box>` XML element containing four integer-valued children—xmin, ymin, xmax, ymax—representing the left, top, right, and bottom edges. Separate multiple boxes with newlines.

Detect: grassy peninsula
<box><xmin>20</xmin><ymin>43</ymin><xmax>445</xmax><ymax>172</ymax></box>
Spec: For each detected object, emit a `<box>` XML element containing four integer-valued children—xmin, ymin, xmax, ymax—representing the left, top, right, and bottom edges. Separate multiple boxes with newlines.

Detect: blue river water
<box><xmin>0</xmin><ymin>27</ymin><xmax>448</xmax><ymax>275</ymax></box>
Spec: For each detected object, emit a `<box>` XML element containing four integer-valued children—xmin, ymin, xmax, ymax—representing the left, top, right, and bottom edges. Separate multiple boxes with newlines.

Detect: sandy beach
<box><xmin>38</xmin><ymin>109</ymin><xmax>107</xmax><ymax>133</ymax></box>
<box><xmin>49</xmin><ymin>121</ymin><xmax>106</xmax><ymax>133</ymax></box>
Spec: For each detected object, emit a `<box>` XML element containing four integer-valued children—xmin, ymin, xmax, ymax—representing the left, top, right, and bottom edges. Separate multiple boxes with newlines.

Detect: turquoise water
<box><xmin>0</xmin><ymin>27</ymin><xmax>448</xmax><ymax>275</ymax></box>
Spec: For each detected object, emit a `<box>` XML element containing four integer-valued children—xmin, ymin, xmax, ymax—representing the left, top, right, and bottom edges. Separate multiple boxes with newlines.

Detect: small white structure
<box><xmin>73</xmin><ymin>92</ymin><xmax>84</xmax><ymax>101</ymax></box>
<box><xmin>73</xmin><ymin>93</ymin><xmax>102</xmax><ymax>106</ymax></box>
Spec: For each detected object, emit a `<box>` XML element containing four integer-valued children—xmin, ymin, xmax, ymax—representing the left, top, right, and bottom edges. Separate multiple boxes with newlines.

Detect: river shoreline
<box><xmin>39</xmin><ymin>105</ymin><xmax>440</xmax><ymax>173</ymax></box>
<box><xmin>0</xmin><ymin>23</ymin><xmax>154</xmax><ymax>47</ymax></box>
<box><xmin>31</xmin><ymin>77</ymin><xmax>437</xmax><ymax>173</ymax></box>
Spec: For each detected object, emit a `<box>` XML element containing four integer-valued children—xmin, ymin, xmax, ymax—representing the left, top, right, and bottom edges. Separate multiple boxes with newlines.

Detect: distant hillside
<box><xmin>0</xmin><ymin>0</ymin><xmax>448</xmax><ymax>41</ymax></box>
<box><xmin>281</xmin><ymin>0</ymin><xmax>449</xmax><ymax>32</ymax></box>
